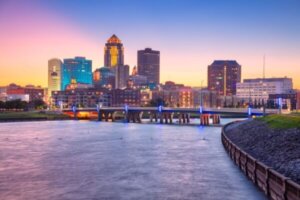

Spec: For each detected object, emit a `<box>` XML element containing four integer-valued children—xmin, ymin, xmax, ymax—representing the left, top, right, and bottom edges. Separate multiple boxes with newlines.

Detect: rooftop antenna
<box><xmin>263</xmin><ymin>54</ymin><xmax>266</xmax><ymax>80</ymax></box>
<box><xmin>262</xmin><ymin>54</ymin><xmax>266</xmax><ymax>116</ymax></box>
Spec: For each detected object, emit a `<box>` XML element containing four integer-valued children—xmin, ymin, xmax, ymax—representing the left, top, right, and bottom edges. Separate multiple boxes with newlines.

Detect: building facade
<box><xmin>193</xmin><ymin>88</ymin><xmax>218</xmax><ymax>108</ymax></box>
<box><xmin>61</xmin><ymin>57</ymin><xmax>92</xmax><ymax>90</ymax></box>
<box><xmin>48</xmin><ymin>58</ymin><xmax>62</xmax><ymax>99</ymax></box>
<box><xmin>115</xmin><ymin>65</ymin><xmax>129</xmax><ymax>89</ymax></box>
<box><xmin>51</xmin><ymin>88</ymin><xmax>111</xmax><ymax>108</ymax></box>
<box><xmin>104</xmin><ymin>34</ymin><xmax>124</xmax><ymax>68</ymax></box>
<box><xmin>236</xmin><ymin>77</ymin><xmax>293</xmax><ymax>103</ymax></box>
<box><xmin>137</xmin><ymin>48</ymin><xmax>160</xmax><ymax>85</ymax></box>
<box><xmin>178</xmin><ymin>87</ymin><xmax>194</xmax><ymax>108</ymax></box>
<box><xmin>268</xmin><ymin>92</ymin><xmax>297</xmax><ymax>110</ymax></box>
<box><xmin>128</xmin><ymin>75</ymin><xmax>148</xmax><ymax>87</ymax></box>
<box><xmin>208</xmin><ymin>60</ymin><xmax>241</xmax><ymax>96</ymax></box>
<box><xmin>297</xmin><ymin>91</ymin><xmax>300</xmax><ymax>110</ymax></box>
<box><xmin>93</xmin><ymin>67</ymin><xmax>115</xmax><ymax>89</ymax></box>
<box><xmin>112</xmin><ymin>88</ymin><xmax>141</xmax><ymax>106</ymax></box>
<box><xmin>6</xmin><ymin>84</ymin><xmax>44</xmax><ymax>102</ymax></box>
<box><xmin>140</xmin><ymin>88</ymin><xmax>152</xmax><ymax>106</ymax></box>
<box><xmin>0</xmin><ymin>86</ymin><xmax>7</xmax><ymax>101</ymax></box>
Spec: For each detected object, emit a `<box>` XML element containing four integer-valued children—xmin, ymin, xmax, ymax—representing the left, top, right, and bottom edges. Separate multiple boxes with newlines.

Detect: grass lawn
<box><xmin>257</xmin><ymin>114</ymin><xmax>300</xmax><ymax>129</ymax></box>
<box><xmin>0</xmin><ymin>111</ymin><xmax>71</xmax><ymax>121</ymax></box>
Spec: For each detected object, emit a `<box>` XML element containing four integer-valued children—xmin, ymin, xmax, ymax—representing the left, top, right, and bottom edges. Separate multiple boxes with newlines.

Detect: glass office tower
<box><xmin>61</xmin><ymin>57</ymin><xmax>92</xmax><ymax>90</ymax></box>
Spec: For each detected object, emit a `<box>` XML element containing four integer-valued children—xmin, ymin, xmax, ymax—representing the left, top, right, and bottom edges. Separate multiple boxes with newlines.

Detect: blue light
<box><xmin>124</xmin><ymin>104</ymin><xmax>128</xmax><ymax>113</ymax></box>
<box><xmin>72</xmin><ymin>105</ymin><xmax>77</xmax><ymax>113</ymax></box>
<box><xmin>199</xmin><ymin>106</ymin><xmax>203</xmax><ymax>114</ymax></box>
<box><xmin>278</xmin><ymin>98</ymin><xmax>283</xmax><ymax>108</ymax></box>
<box><xmin>59</xmin><ymin>101</ymin><xmax>63</xmax><ymax>110</ymax></box>
<box><xmin>96</xmin><ymin>104</ymin><xmax>100</xmax><ymax>112</ymax></box>
<box><xmin>248</xmin><ymin>107</ymin><xmax>252</xmax><ymax>116</ymax></box>
<box><xmin>158</xmin><ymin>105</ymin><xmax>163</xmax><ymax>113</ymax></box>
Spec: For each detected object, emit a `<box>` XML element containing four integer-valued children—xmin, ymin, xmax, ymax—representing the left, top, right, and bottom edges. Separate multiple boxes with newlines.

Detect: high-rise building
<box><xmin>115</xmin><ymin>65</ymin><xmax>129</xmax><ymax>89</ymax></box>
<box><xmin>104</xmin><ymin>34</ymin><xmax>124</xmax><ymax>68</ymax></box>
<box><xmin>93</xmin><ymin>67</ymin><xmax>115</xmax><ymax>89</ymax></box>
<box><xmin>48</xmin><ymin>58</ymin><xmax>62</xmax><ymax>98</ymax></box>
<box><xmin>61</xmin><ymin>57</ymin><xmax>92</xmax><ymax>90</ymax></box>
<box><xmin>208</xmin><ymin>60</ymin><xmax>241</xmax><ymax>96</ymax></box>
<box><xmin>137</xmin><ymin>48</ymin><xmax>160</xmax><ymax>84</ymax></box>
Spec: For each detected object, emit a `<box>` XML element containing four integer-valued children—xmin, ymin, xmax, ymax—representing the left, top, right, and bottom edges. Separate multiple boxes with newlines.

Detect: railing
<box><xmin>62</xmin><ymin>107</ymin><xmax>279</xmax><ymax>116</ymax></box>
<box><xmin>222</xmin><ymin>122</ymin><xmax>300</xmax><ymax>200</ymax></box>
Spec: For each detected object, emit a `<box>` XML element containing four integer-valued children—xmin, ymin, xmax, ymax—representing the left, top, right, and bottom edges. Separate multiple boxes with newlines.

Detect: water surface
<box><xmin>0</xmin><ymin>121</ymin><xmax>265</xmax><ymax>199</ymax></box>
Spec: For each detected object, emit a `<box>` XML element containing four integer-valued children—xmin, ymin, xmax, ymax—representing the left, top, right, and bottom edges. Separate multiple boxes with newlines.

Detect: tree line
<box><xmin>0</xmin><ymin>99</ymin><xmax>46</xmax><ymax>110</ymax></box>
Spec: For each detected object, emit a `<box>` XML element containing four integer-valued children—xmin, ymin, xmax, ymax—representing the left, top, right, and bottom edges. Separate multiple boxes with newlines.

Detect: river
<box><xmin>0</xmin><ymin>120</ymin><xmax>266</xmax><ymax>200</ymax></box>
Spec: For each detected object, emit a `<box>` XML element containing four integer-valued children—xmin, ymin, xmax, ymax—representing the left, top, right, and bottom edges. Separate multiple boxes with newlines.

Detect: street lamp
<box><xmin>216</xmin><ymin>81</ymin><xmax>220</xmax><ymax>107</ymax></box>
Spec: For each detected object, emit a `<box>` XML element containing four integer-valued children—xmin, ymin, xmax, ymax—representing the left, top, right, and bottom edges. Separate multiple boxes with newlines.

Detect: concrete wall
<box><xmin>222</xmin><ymin>122</ymin><xmax>300</xmax><ymax>200</ymax></box>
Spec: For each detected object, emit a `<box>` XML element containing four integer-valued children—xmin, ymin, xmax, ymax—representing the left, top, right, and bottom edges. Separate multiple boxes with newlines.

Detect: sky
<box><xmin>0</xmin><ymin>0</ymin><xmax>300</xmax><ymax>88</ymax></box>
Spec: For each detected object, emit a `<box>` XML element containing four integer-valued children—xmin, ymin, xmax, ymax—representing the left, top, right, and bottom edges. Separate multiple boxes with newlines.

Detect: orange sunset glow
<box><xmin>0</xmin><ymin>0</ymin><xmax>299</xmax><ymax>88</ymax></box>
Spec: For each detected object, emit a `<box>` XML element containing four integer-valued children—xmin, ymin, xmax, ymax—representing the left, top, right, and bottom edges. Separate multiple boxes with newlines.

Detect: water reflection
<box><xmin>0</xmin><ymin>121</ymin><xmax>265</xmax><ymax>200</ymax></box>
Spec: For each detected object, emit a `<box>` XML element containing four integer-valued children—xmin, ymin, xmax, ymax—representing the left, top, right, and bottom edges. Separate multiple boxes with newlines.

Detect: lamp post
<box><xmin>200</xmin><ymin>80</ymin><xmax>203</xmax><ymax>108</ymax></box>
<box><xmin>216</xmin><ymin>81</ymin><xmax>220</xmax><ymax>107</ymax></box>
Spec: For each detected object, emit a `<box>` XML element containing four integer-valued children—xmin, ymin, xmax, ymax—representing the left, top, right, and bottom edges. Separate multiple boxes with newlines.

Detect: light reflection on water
<box><xmin>0</xmin><ymin>120</ymin><xmax>265</xmax><ymax>200</ymax></box>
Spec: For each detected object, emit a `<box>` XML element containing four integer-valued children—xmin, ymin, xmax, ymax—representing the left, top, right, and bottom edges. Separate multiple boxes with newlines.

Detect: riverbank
<box><xmin>0</xmin><ymin>111</ymin><xmax>71</xmax><ymax>122</ymax></box>
<box><xmin>224</xmin><ymin>115</ymin><xmax>300</xmax><ymax>184</ymax></box>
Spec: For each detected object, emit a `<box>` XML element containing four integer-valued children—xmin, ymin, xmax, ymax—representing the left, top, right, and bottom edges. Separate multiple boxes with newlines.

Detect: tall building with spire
<box><xmin>104</xmin><ymin>34</ymin><xmax>124</xmax><ymax>68</ymax></box>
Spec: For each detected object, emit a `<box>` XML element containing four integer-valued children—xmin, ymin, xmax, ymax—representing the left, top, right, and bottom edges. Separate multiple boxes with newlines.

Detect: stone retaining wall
<box><xmin>222</xmin><ymin>121</ymin><xmax>300</xmax><ymax>200</ymax></box>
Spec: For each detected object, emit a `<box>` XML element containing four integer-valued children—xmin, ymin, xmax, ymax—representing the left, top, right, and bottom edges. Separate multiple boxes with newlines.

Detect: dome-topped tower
<box><xmin>107</xmin><ymin>34</ymin><xmax>122</xmax><ymax>44</ymax></box>
<box><xmin>104</xmin><ymin>34</ymin><xmax>124</xmax><ymax>67</ymax></box>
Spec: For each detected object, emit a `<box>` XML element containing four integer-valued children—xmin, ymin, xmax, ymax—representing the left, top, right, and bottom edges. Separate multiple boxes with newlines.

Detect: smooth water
<box><xmin>0</xmin><ymin>120</ymin><xmax>265</xmax><ymax>200</ymax></box>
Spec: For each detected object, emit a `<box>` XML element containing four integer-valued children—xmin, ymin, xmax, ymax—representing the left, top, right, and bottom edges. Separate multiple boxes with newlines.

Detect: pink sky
<box><xmin>0</xmin><ymin>1</ymin><xmax>299</xmax><ymax>89</ymax></box>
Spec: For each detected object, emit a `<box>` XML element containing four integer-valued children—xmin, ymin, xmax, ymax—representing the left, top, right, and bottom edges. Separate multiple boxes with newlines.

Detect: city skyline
<box><xmin>0</xmin><ymin>0</ymin><xmax>300</xmax><ymax>88</ymax></box>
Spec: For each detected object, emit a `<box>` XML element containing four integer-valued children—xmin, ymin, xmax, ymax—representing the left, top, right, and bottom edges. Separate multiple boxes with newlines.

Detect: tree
<box><xmin>0</xmin><ymin>101</ymin><xmax>5</xmax><ymax>108</ymax></box>
<box><xmin>254</xmin><ymin>99</ymin><xmax>258</xmax><ymax>108</ymax></box>
<box><xmin>29</xmin><ymin>99</ymin><xmax>46</xmax><ymax>109</ymax></box>
<box><xmin>4</xmin><ymin>99</ymin><xmax>28</xmax><ymax>109</ymax></box>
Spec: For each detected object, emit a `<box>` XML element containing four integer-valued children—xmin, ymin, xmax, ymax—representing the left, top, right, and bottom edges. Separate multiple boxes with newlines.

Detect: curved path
<box><xmin>0</xmin><ymin>121</ymin><xmax>266</xmax><ymax>199</ymax></box>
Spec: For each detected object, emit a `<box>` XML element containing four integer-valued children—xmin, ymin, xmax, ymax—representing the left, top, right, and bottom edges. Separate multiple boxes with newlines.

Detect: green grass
<box><xmin>257</xmin><ymin>114</ymin><xmax>300</xmax><ymax>129</ymax></box>
<box><xmin>0</xmin><ymin>111</ymin><xmax>71</xmax><ymax>121</ymax></box>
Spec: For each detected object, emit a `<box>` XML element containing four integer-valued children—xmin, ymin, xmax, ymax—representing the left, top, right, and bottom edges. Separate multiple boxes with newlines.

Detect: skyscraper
<box><xmin>61</xmin><ymin>57</ymin><xmax>92</xmax><ymax>90</ymax></box>
<box><xmin>104</xmin><ymin>34</ymin><xmax>124</xmax><ymax>68</ymax></box>
<box><xmin>48</xmin><ymin>58</ymin><xmax>62</xmax><ymax>98</ymax></box>
<box><xmin>208</xmin><ymin>60</ymin><xmax>241</xmax><ymax>96</ymax></box>
<box><xmin>115</xmin><ymin>65</ymin><xmax>129</xmax><ymax>89</ymax></box>
<box><xmin>137</xmin><ymin>48</ymin><xmax>160</xmax><ymax>84</ymax></box>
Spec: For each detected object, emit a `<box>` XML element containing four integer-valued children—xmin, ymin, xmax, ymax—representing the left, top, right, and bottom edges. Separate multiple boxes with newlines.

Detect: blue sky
<box><xmin>1</xmin><ymin>0</ymin><xmax>300</xmax><ymax>87</ymax></box>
